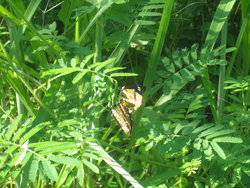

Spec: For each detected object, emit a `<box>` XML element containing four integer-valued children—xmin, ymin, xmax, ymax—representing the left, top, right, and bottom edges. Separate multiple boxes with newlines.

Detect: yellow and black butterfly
<box><xmin>112</xmin><ymin>88</ymin><xmax>143</xmax><ymax>135</ymax></box>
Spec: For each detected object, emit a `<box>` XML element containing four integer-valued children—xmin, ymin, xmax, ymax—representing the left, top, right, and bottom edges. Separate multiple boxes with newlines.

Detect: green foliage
<box><xmin>0</xmin><ymin>0</ymin><xmax>250</xmax><ymax>187</ymax></box>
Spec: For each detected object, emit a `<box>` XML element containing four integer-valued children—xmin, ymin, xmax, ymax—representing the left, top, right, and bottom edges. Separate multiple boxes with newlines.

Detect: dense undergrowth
<box><xmin>0</xmin><ymin>0</ymin><xmax>250</xmax><ymax>187</ymax></box>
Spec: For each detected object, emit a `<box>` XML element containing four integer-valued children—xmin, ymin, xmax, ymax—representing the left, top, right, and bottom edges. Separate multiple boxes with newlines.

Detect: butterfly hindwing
<box><xmin>112</xmin><ymin>103</ymin><xmax>131</xmax><ymax>135</ymax></box>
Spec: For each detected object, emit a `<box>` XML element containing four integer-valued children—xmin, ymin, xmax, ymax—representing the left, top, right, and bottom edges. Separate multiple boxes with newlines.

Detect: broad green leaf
<box><xmin>103</xmin><ymin>67</ymin><xmax>126</xmax><ymax>74</ymax></box>
<box><xmin>135</xmin><ymin>20</ymin><xmax>155</xmax><ymax>25</ymax></box>
<box><xmin>202</xmin><ymin>140</ymin><xmax>212</xmax><ymax>157</ymax></box>
<box><xmin>83</xmin><ymin>153</ymin><xmax>99</xmax><ymax>160</ymax></box>
<box><xmin>55</xmin><ymin>166</ymin><xmax>75</xmax><ymax>187</ymax></box>
<box><xmin>206</xmin><ymin>129</ymin><xmax>236</xmax><ymax>139</ymax></box>
<box><xmin>29</xmin><ymin>158</ymin><xmax>39</xmax><ymax>182</ymax></box>
<box><xmin>36</xmin><ymin>142</ymin><xmax>78</xmax><ymax>154</ymax></box>
<box><xmin>41</xmin><ymin>160</ymin><xmax>58</xmax><ymax>181</ymax></box>
<box><xmin>143</xmin><ymin>4</ymin><xmax>165</xmax><ymax>10</ymax></box>
<box><xmin>47</xmin><ymin>154</ymin><xmax>81</xmax><ymax>166</ymax></box>
<box><xmin>82</xmin><ymin>159</ymin><xmax>99</xmax><ymax>174</ymax></box>
<box><xmin>212</xmin><ymin>137</ymin><xmax>243</xmax><ymax>143</ymax></box>
<box><xmin>193</xmin><ymin>139</ymin><xmax>202</xmax><ymax>150</ymax></box>
<box><xmin>192</xmin><ymin>123</ymin><xmax>214</xmax><ymax>134</ymax></box>
<box><xmin>77</xmin><ymin>166</ymin><xmax>84</xmax><ymax>186</ymax></box>
<box><xmin>198</xmin><ymin>126</ymin><xmax>224</xmax><ymax>138</ymax></box>
<box><xmin>138</xmin><ymin>12</ymin><xmax>161</xmax><ymax>17</ymax></box>
<box><xmin>29</xmin><ymin>141</ymin><xmax>62</xmax><ymax>148</ymax></box>
<box><xmin>72</xmin><ymin>69</ymin><xmax>89</xmax><ymax>84</ymax></box>
<box><xmin>174</xmin><ymin>123</ymin><xmax>184</xmax><ymax>134</ymax></box>
<box><xmin>145</xmin><ymin>141</ymin><xmax>154</xmax><ymax>151</ymax></box>
<box><xmin>42</xmin><ymin>67</ymin><xmax>80</xmax><ymax>76</ymax></box>
<box><xmin>95</xmin><ymin>58</ymin><xmax>115</xmax><ymax>72</ymax></box>
<box><xmin>210</xmin><ymin>141</ymin><xmax>226</xmax><ymax>159</ymax></box>
<box><xmin>89</xmin><ymin>62</ymin><xmax>101</xmax><ymax>69</ymax></box>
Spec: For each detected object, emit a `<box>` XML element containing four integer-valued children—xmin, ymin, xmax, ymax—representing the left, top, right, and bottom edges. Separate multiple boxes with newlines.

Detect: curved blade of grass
<box><xmin>78</xmin><ymin>1</ymin><xmax>114</xmax><ymax>43</ymax></box>
<box><xmin>135</xmin><ymin>0</ymin><xmax>174</xmax><ymax>124</ymax></box>
<box><xmin>88</xmin><ymin>142</ymin><xmax>143</xmax><ymax>188</ymax></box>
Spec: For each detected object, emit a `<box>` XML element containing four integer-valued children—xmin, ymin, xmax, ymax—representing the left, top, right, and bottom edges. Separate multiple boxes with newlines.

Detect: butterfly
<box><xmin>112</xmin><ymin>88</ymin><xmax>143</xmax><ymax>135</ymax></box>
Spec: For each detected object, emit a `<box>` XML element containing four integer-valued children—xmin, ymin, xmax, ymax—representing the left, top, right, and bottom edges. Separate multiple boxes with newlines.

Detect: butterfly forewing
<box><xmin>120</xmin><ymin>89</ymin><xmax>143</xmax><ymax>113</ymax></box>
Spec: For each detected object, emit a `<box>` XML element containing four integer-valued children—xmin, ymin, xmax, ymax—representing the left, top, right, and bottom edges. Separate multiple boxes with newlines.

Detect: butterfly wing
<box><xmin>112</xmin><ymin>88</ymin><xmax>143</xmax><ymax>135</ymax></box>
<box><xmin>112</xmin><ymin>103</ymin><xmax>131</xmax><ymax>135</ymax></box>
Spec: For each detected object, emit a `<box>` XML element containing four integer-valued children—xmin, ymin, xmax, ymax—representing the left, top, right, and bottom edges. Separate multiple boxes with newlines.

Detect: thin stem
<box><xmin>217</xmin><ymin>21</ymin><xmax>227</xmax><ymax>123</ymax></box>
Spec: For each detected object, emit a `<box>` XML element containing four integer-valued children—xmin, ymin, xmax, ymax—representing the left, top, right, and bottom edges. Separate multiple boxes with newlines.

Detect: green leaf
<box><xmin>22</xmin><ymin>0</ymin><xmax>42</xmax><ymax>32</ymax></box>
<box><xmin>95</xmin><ymin>58</ymin><xmax>115</xmax><ymax>72</ymax></box>
<box><xmin>0</xmin><ymin>5</ymin><xmax>21</xmax><ymax>24</ymax></box>
<box><xmin>103</xmin><ymin>67</ymin><xmax>126</xmax><ymax>74</ymax></box>
<box><xmin>230</xmin><ymin>165</ymin><xmax>241</xmax><ymax>187</ymax></box>
<box><xmin>180</xmin><ymin>68</ymin><xmax>195</xmax><ymax>81</ymax></box>
<box><xmin>80</xmin><ymin>53</ymin><xmax>95</xmax><ymax>68</ymax></box>
<box><xmin>204</xmin><ymin>0</ymin><xmax>236</xmax><ymax>51</ymax></box>
<box><xmin>212</xmin><ymin>137</ymin><xmax>243</xmax><ymax>143</ymax></box>
<box><xmin>202</xmin><ymin>140</ymin><xmax>212</xmax><ymax>157</ymax></box>
<box><xmin>57</xmin><ymin>119</ymin><xmax>80</xmax><ymax>127</ymax></box>
<box><xmin>29</xmin><ymin>158</ymin><xmax>39</xmax><ymax>182</ymax></box>
<box><xmin>42</xmin><ymin>67</ymin><xmax>80</xmax><ymax>76</ymax></box>
<box><xmin>41</xmin><ymin>160</ymin><xmax>58</xmax><ymax>181</ymax></box>
<box><xmin>6</xmin><ymin>114</ymin><xmax>23</xmax><ymax>140</ymax></box>
<box><xmin>174</xmin><ymin>123</ymin><xmax>184</xmax><ymax>134</ymax></box>
<box><xmin>78</xmin><ymin>1</ymin><xmax>114</xmax><ymax>42</ymax></box>
<box><xmin>13</xmin><ymin>118</ymin><xmax>32</xmax><ymax>142</ymax></box>
<box><xmin>192</xmin><ymin>123</ymin><xmax>214</xmax><ymax>134</ymax></box>
<box><xmin>210</xmin><ymin>141</ymin><xmax>226</xmax><ymax>159</ymax></box>
<box><xmin>36</xmin><ymin>142</ymin><xmax>78</xmax><ymax>154</ymax></box>
<box><xmin>14</xmin><ymin>141</ymin><xmax>29</xmax><ymax>166</ymax></box>
<box><xmin>89</xmin><ymin>62</ymin><xmax>101</xmax><ymax>69</ymax></box>
<box><xmin>77</xmin><ymin>166</ymin><xmax>84</xmax><ymax>186</ymax></box>
<box><xmin>72</xmin><ymin>69</ymin><xmax>89</xmax><ymax>84</ymax></box>
<box><xmin>143</xmin><ymin>169</ymin><xmax>180</xmax><ymax>186</ymax></box>
<box><xmin>20</xmin><ymin>122</ymin><xmax>49</xmax><ymax>144</ymax></box>
<box><xmin>206</xmin><ymin>129</ymin><xmax>236</xmax><ymax>139</ymax></box>
<box><xmin>138</xmin><ymin>11</ymin><xmax>161</xmax><ymax>17</ymax></box>
<box><xmin>110</xmin><ymin>73</ymin><xmax>138</xmax><ymax>77</ymax></box>
<box><xmin>47</xmin><ymin>154</ymin><xmax>81</xmax><ymax>166</ymax></box>
<box><xmin>145</xmin><ymin>141</ymin><xmax>154</xmax><ymax>151</ymax></box>
<box><xmin>135</xmin><ymin>20</ymin><xmax>155</xmax><ymax>25</ymax></box>
<box><xmin>82</xmin><ymin>159</ymin><xmax>99</xmax><ymax>174</ymax></box>
<box><xmin>198</xmin><ymin>126</ymin><xmax>224</xmax><ymax>138</ymax></box>
<box><xmin>83</xmin><ymin>153</ymin><xmax>99</xmax><ymax>160</ymax></box>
